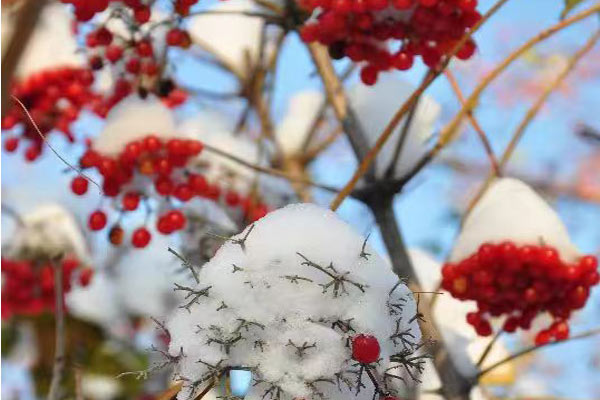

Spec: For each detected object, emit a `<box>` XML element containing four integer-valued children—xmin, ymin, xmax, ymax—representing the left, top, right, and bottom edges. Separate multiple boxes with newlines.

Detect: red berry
<box><xmin>109</xmin><ymin>225</ymin><xmax>124</xmax><ymax>245</ymax></box>
<box><xmin>360</xmin><ymin>66</ymin><xmax>378</xmax><ymax>86</ymax></box>
<box><xmin>122</xmin><ymin>192</ymin><xmax>141</xmax><ymax>211</ymax></box>
<box><xmin>88</xmin><ymin>210</ymin><xmax>107</xmax><ymax>231</ymax></box>
<box><xmin>351</xmin><ymin>334</ymin><xmax>380</xmax><ymax>364</ymax></box>
<box><xmin>136</xmin><ymin>40</ymin><xmax>154</xmax><ymax>57</ymax></box>
<box><xmin>4</xmin><ymin>137</ymin><xmax>19</xmax><ymax>152</ymax></box>
<box><xmin>393</xmin><ymin>51</ymin><xmax>413</xmax><ymax>70</ymax></box>
<box><xmin>225</xmin><ymin>191</ymin><xmax>240</xmax><ymax>207</ymax></box>
<box><xmin>155</xmin><ymin>177</ymin><xmax>174</xmax><ymax>196</ymax></box>
<box><xmin>79</xmin><ymin>268</ymin><xmax>94</xmax><ymax>287</ymax></box>
<box><xmin>125</xmin><ymin>57</ymin><xmax>141</xmax><ymax>74</ymax></box>
<box><xmin>24</xmin><ymin>145</ymin><xmax>41</xmax><ymax>162</ymax></box>
<box><xmin>166</xmin><ymin>210</ymin><xmax>186</xmax><ymax>230</ymax></box>
<box><xmin>134</xmin><ymin>5</ymin><xmax>151</xmax><ymax>23</ymax></box>
<box><xmin>71</xmin><ymin>176</ymin><xmax>89</xmax><ymax>195</ymax></box>
<box><xmin>166</xmin><ymin>28</ymin><xmax>184</xmax><ymax>46</ymax></box>
<box><xmin>131</xmin><ymin>227</ymin><xmax>152</xmax><ymax>248</ymax></box>
<box><xmin>105</xmin><ymin>45</ymin><xmax>123</xmax><ymax>63</ymax></box>
<box><xmin>535</xmin><ymin>330</ymin><xmax>551</xmax><ymax>346</ymax></box>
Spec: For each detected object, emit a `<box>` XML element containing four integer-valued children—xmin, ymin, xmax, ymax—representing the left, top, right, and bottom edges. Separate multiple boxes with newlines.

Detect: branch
<box><xmin>478</xmin><ymin>327</ymin><xmax>600</xmax><ymax>378</ymax></box>
<box><xmin>444</xmin><ymin>69</ymin><xmax>500</xmax><ymax>175</ymax></box>
<box><xmin>48</xmin><ymin>257</ymin><xmax>66</xmax><ymax>400</ymax></box>
<box><xmin>368</xmin><ymin>196</ymin><xmax>473</xmax><ymax>400</ymax></box>
<box><xmin>464</xmin><ymin>28</ymin><xmax>600</xmax><ymax>215</ymax></box>
<box><xmin>1</xmin><ymin>0</ymin><xmax>48</xmax><ymax>116</ymax></box>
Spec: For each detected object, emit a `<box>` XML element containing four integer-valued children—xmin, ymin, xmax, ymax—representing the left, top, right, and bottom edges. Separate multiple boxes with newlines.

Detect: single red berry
<box><xmin>393</xmin><ymin>51</ymin><xmax>413</xmax><ymax>70</ymax></box>
<box><xmin>535</xmin><ymin>330</ymin><xmax>551</xmax><ymax>346</ymax></box>
<box><xmin>89</xmin><ymin>210</ymin><xmax>107</xmax><ymax>231</ymax></box>
<box><xmin>351</xmin><ymin>334</ymin><xmax>380</xmax><ymax>364</ymax></box>
<box><xmin>360</xmin><ymin>66</ymin><xmax>378</xmax><ymax>86</ymax></box>
<box><xmin>79</xmin><ymin>268</ymin><xmax>94</xmax><ymax>287</ymax></box>
<box><xmin>71</xmin><ymin>176</ymin><xmax>89</xmax><ymax>195</ymax></box>
<box><xmin>136</xmin><ymin>39</ymin><xmax>154</xmax><ymax>57</ymax></box>
<box><xmin>225</xmin><ymin>191</ymin><xmax>240</xmax><ymax>207</ymax></box>
<box><xmin>4</xmin><ymin>137</ymin><xmax>19</xmax><ymax>152</ymax></box>
<box><xmin>155</xmin><ymin>177</ymin><xmax>174</xmax><ymax>196</ymax></box>
<box><xmin>157</xmin><ymin>215</ymin><xmax>175</xmax><ymax>234</ymax></box>
<box><xmin>105</xmin><ymin>45</ymin><xmax>123</xmax><ymax>63</ymax></box>
<box><xmin>166</xmin><ymin>28</ymin><xmax>184</xmax><ymax>46</ymax></box>
<box><xmin>122</xmin><ymin>192</ymin><xmax>141</xmax><ymax>211</ymax></box>
<box><xmin>109</xmin><ymin>225</ymin><xmax>124</xmax><ymax>246</ymax></box>
<box><xmin>166</xmin><ymin>210</ymin><xmax>186</xmax><ymax>230</ymax></box>
<box><xmin>134</xmin><ymin>5</ymin><xmax>151</xmax><ymax>23</ymax></box>
<box><xmin>24</xmin><ymin>145</ymin><xmax>41</xmax><ymax>162</ymax></box>
<box><xmin>125</xmin><ymin>57</ymin><xmax>141</xmax><ymax>74</ymax></box>
<box><xmin>131</xmin><ymin>227</ymin><xmax>152</xmax><ymax>248</ymax></box>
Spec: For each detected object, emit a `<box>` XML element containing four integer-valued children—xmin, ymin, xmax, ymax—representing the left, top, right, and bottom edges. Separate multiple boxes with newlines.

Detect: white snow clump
<box><xmin>348</xmin><ymin>76</ymin><xmax>441</xmax><ymax>178</ymax></box>
<box><xmin>450</xmin><ymin>177</ymin><xmax>580</xmax><ymax>263</ymax></box>
<box><xmin>276</xmin><ymin>90</ymin><xmax>325</xmax><ymax>156</ymax></box>
<box><xmin>167</xmin><ymin>203</ymin><xmax>421</xmax><ymax>400</ymax></box>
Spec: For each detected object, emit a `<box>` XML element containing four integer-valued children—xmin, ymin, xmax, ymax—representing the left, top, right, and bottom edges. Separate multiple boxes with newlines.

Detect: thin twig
<box><xmin>11</xmin><ymin>95</ymin><xmax>103</xmax><ymax>194</ymax></box>
<box><xmin>444</xmin><ymin>69</ymin><xmax>500</xmax><ymax>175</ymax></box>
<box><xmin>201</xmin><ymin>143</ymin><xmax>340</xmax><ymax>193</ymax></box>
<box><xmin>48</xmin><ymin>257</ymin><xmax>66</xmax><ymax>400</ymax></box>
<box><xmin>478</xmin><ymin>327</ymin><xmax>600</xmax><ymax>378</ymax></box>
<box><xmin>476</xmin><ymin>330</ymin><xmax>502</xmax><ymax>368</ymax></box>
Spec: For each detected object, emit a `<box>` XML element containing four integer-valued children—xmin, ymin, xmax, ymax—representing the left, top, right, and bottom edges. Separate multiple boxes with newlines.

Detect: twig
<box><xmin>200</xmin><ymin>143</ymin><xmax>340</xmax><ymax>193</ymax></box>
<box><xmin>48</xmin><ymin>257</ymin><xmax>66</xmax><ymax>400</ymax></box>
<box><xmin>169</xmin><ymin>247</ymin><xmax>200</xmax><ymax>283</ymax></box>
<box><xmin>11</xmin><ymin>96</ymin><xmax>103</xmax><ymax>194</ymax></box>
<box><xmin>476</xmin><ymin>330</ymin><xmax>502</xmax><ymax>368</ymax></box>
<box><xmin>444</xmin><ymin>69</ymin><xmax>500</xmax><ymax>175</ymax></box>
<box><xmin>478</xmin><ymin>327</ymin><xmax>600</xmax><ymax>378</ymax></box>
<box><xmin>464</xmin><ymin>28</ymin><xmax>600</xmax><ymax>216</ymax></box>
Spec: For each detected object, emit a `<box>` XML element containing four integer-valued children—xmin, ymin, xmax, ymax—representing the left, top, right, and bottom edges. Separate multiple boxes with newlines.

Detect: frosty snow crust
<box><xmin>167</xmin><ymin>204</ymin><xmax>421</xmax><ymax>399</ymax></box>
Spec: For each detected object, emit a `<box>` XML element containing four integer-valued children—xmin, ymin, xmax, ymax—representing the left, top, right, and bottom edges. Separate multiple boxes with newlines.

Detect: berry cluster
<box><xmin>441</xmin><ymin>242</ymin><xmax>599</xmax><ymax>345</ymax></box>
<box><xmin>1</xmin><ymin>257</ymin><xmax>93</xmax><ymax>320</ymax></box>
<box><xmin>62</xmin><ymin>0</ymin><xmax>200</xmax><ymax>22</ymax></box>
<box><xmin>2</xmin><ymin>67</ymin><xmax>97</xmax><ymax>161</ymax></box>
<box><xmin>299</xmin><ymin>0</ymin><xmax>480</xmax><ymax>85</ymax></box>
<box><xmin>80</xmin><ymin>2</ymin><xmax>192</xmax><ymax>114</ymax></box>
<box><xmin>72</xmin><ymin>135</ymin><xmax>269</xmax><ymax>247</ymax></box>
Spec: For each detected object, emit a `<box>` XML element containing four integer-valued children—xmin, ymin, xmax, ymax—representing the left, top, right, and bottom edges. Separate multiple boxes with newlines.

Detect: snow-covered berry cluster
<box><xmin>444</xmin><ymin>178</ymin><xmax>599</xmax><ymax>345</ymax></box>
<box><xmin>299</xmin><ymin>0</ymin><xmax>480</xmax><ymax>85</ymax></box>
<box><xmin>1</xmin><ymin>257</ymin><xmax>93</xmax><ymax>320</ymax></box>
<box><xmin>442</xmin><ymin>243</ymin><xmax>599</xmax><ymax>343</ymax></box>
<box><xmin>2</xmin><ymin>67</ymin><xmax>97</xmax><ymax>161</ymax></box>
<box><xmin>166</xmin><ymin>204</ymin><xmax>422</xmax><ymax>400</ymax></box>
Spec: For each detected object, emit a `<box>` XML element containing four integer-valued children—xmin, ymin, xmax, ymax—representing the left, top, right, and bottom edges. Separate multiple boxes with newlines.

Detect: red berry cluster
<box><xmin>1</xmin><ymin>257</ymin><xmax>93</xmax><ymax>320</ymax></box>
<box><xmin>299</xmin><ymin>0</ymin><xmax>480</xmax><ymax>85</ymax></box>
<box><xmin>62</xmin><ymin>0</ymin><xmax>199</xmax><ymax>22</ymax></box>
<box><xmin>441</xmin><ymin>242</ymin><xmax>599</xmax><ymax>344</ymax></box>
<box><xmin>351</xmin><ymin>334</ymin><xmax>381</xmax><ymax>364</ymax></box>
<box><xmin>72</xmin><ymin>135</ymin><xmax>270</xmax><ymax>247</ymax></box>
<box><xmin>2</xmin><ymin>67</ymin><xmax>97</xmax><ymax>161</ymax></box>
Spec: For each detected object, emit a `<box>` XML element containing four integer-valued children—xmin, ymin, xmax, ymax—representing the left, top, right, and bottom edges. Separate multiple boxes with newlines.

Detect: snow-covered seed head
<box><xmin>166</xmin><ymin>204</ymin><xmax>421</xmax><ymax>399</ymax></box>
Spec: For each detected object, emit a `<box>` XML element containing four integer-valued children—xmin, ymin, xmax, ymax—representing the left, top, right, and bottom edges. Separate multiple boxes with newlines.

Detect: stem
<box><xmin>478</xmin><ymin>327</ymin><xmax>600</xmax><ymax>378</ymax></box>
<box><xmin>464</xmin><ymin>28</ymin><xmax>600</xmax><ymax>216</ymax></box>
<box><xmin>444</xmin><ymin>70</ymin><xmax>500</xmax><ymax>176</ymax></box>
<box><xmin>476</xmin><ymin>330</ymin><xmax>502</xmax><ymax>368</ymax></box>
<box><xmin>48</xmin><ymin>258</ymin><xmax>66</xmax><ymax>400</ymax></box>
<box><xmin>369</xmin><ymin>196</ymin><xmax>472</xmax><ymax>400</ymax></box>
<box><xmin>328</xmin><ymin>0</ymin><xmax>511</xmax><ymax>211</ymax></box>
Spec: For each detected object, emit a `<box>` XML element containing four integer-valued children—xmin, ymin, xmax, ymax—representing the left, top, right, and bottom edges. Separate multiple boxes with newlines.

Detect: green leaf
<box><xmin>560</xmin><ymin>0</ymin><xmax>587</xmax><ymax>19</ymax></box>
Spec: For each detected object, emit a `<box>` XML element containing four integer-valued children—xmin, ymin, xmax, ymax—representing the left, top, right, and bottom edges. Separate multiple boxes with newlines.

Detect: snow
<box><xmin>411</xmin><ymin>249</ymin><xmax>516</xmax><ymax>386</ymax></box>
<box><xmin>276</xmin><ymin>90</ymin><xmax>324</xmax><ymax>155</ymax></box>
<box><xmin>179</xmin><ymin>114</ymin><xmax>264</xmax><ymax>192</ymax></box>
<box><xmin>92</xmin><ymin>95</ymin><xmax>178</xmax><ymax>156</ymax></box>
<box><xmin>7</xmin><ymin>203</ymin><xmax>90</xmax><ymax>263</ymax></box>
<box><xmin>450</xmin><ymin>177</ymin><xmax>580</xmax><ymax>263</ymax></box>
<box><xmin>81</xmin><ymin>374</ymin><xmax>122</xmax><ymax>400</ymax></box>
<box><xmin>67</xmin><ymin>271</ymin><xmax>123</xmax><ymax>328</ymax></box>
<box><xmin>16</xmin><ymin>3</ymin><xmax>83</xmax><ymax>78</ymax></box>
<box><xmin>167</xmin><ymin>203</ymin><xmax>421</xmax><ymax>400</ymax></box>
<box><xmin>348</xmin><ymin>76</ymin><xmax>441</xmax><ymax>178</ymax></box>
<box><xmin>187</xmin><ymin>0</ymin><xmax>270</xmax><ymax>79</ymax></box>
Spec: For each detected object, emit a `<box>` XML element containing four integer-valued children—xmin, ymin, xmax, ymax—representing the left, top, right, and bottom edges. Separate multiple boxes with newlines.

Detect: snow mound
<box><xmin>276</xmin><ymin>90</ymin><xmax>324</xmax><ymax>155</ymax></box>
<box><xmin>16</xmin><ymin>3</ymin><xmax>83</xmax><ymax>77</ymax></box>
<box><xmin>348</xmin><ymin>76</ymin><xmax>440</xmax><ymax>178</ymax></box>
<box><xmin>450</xmin><ymin>178</ymin><xmax>579</xmax><ymax>263</ymax></box>
<box><xmin>167</xmin><ymin>204</ymin><xmax>420</xmax><ymax>399</ymax></box>
<box><xmin>187</xmin><ymin>0</ymin><xmax>269</xmax><ymax>78</ymax></box>
<box><xmin>93</xmin><ymin>95</ymin><xmax>177</xmax><ymax>156</ymax></box>
<box><xmin>9</xmin><ymin>203</ymin><xmax>89</xmax><ymax>262</ymax></box>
